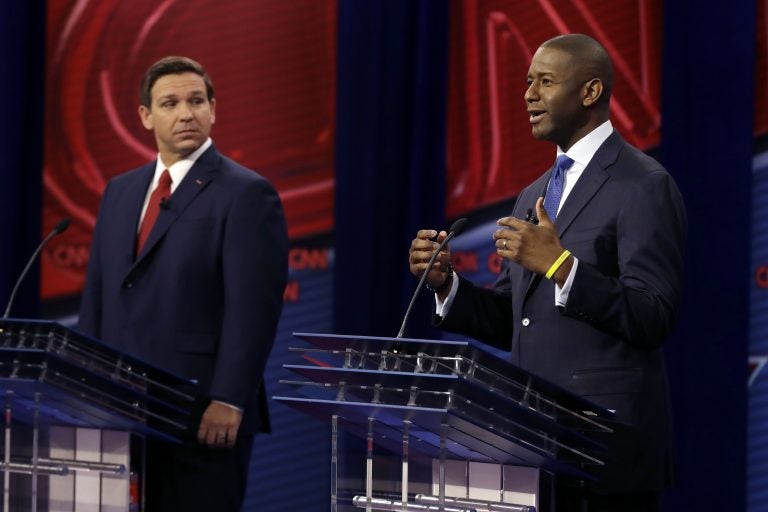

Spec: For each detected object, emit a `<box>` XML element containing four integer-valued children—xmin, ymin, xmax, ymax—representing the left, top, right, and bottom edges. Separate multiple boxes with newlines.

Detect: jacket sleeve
<box><xmin>77</xmin><ymin>182</ymin><xmax>112</xmax><ymax>339</ymax></box>
<box><xmin>563</xmin><ymin>169</ymin><xmax>687</xmax><ymax>350</ymax></box>
<box><xmin>207</xmin><ymin>178</ymin><xmax>288</xmax><ymax>407</ymax></box>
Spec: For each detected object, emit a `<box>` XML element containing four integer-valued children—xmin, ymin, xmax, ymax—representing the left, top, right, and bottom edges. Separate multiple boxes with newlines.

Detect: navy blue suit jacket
<box><xmin>78</xmin><ymin>145</ymin><xmax>288</xmax><ymax>436</ymax></box>
<box><xmin>440</xmin><ymin>132</ymin><xmax>687</xmax><ymax>493</ymax></box>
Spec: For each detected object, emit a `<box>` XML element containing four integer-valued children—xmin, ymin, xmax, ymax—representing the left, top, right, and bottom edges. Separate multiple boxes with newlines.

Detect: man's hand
<box><xmin>493</xmin><ymin>197</ymin><xmax>573</xmax><ymax>285</ymax></box>
<box><xmin>408</xmin><ymin>229</ymin><xmax>453</xmax><ymax>298</ymax></box>
<box><xmin>197</xmin><ymin>402</ymin><xmax>243</xmax><ymax>448</ymax></box>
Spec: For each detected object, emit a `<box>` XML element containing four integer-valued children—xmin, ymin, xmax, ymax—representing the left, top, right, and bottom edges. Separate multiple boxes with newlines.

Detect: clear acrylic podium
<box><xmin>274</xmin><ymin>333</ymin><xmax>614</xmax><ymax>512</ymax></box>
<box><xmin>0</xmin><ymin>318</ymin><xmax>199</xmax><ymax>512</ymax></box>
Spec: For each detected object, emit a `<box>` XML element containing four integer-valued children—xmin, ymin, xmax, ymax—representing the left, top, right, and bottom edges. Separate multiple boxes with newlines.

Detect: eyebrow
<box><xmin>528</xmin><ymin>71</ymin><xmax>556</xmax><ymax>78</ymax></box>
<box><xmin>156</xmin><ymin>90</ymin><xmax>206</xmax><ymax>101</ymax></box>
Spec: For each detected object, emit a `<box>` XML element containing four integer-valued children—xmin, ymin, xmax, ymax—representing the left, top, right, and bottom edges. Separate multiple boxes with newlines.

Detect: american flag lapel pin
<box><xmin>195</xmin><ymin>179</ymin><xmax>203</xmax><ymax>186</ymax></box>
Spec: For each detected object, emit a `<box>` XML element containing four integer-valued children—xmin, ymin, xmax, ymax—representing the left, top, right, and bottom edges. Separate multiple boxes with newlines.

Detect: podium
<box><xmin>274</xmin><ymin>333</ymin><xmax>614</xmax><ymax>512</ymax></box>
<box><xmin>0</xmin><ymin>318</ymin><xmax>200</xmax><ymax>512</ymax></box>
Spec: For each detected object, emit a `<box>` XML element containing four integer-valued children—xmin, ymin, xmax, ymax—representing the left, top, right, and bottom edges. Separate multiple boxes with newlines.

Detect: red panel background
<box><xmin>446</xmin><ymin>0</ymin><xmax>664</xmax><ymax>218</ymax></box>
<box><xmin>38</xmin><ymin>0</ymin><xmax>768</xmax><ymax>299</ymax></box>
<box><xmin>42</xmin><ymin>0</ymin><xmax>337</xmax><ymax>299</ymax></box>
<box><xmin>757</xmin><ymin>0</ymin><xmax>768</xmax><ymax>137</ymax></box>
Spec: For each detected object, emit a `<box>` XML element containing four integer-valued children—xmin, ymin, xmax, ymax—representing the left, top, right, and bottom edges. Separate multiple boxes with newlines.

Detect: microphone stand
<box><xmin>396</xmin><ymin>218</ymin><xmax>467</xmax><ymax>339</ymax></box>
<box><xmin>3</xmin><ymin>219</ymin><xmax>70</xmax><ymax>319</ymax></box>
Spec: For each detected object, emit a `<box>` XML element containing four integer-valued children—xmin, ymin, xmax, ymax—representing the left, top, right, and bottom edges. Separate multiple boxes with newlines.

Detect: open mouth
<box><xmin>528</xmin><ymin>110</ymin><xmax>546</xmax><ymax>123</ymax></box>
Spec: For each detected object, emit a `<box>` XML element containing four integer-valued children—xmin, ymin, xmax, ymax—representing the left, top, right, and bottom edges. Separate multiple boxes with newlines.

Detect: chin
<box><xmin>176</xmin><ymin>138</ymin><xmax>204</xmax><ymax>150</ymax></box>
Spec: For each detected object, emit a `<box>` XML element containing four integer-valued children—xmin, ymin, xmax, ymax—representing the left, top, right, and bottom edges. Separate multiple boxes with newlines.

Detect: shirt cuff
<box><xmin>212</xmin><ymin>400</ymin><xmax>243</xmax><ymax>412</ymax></box>
<box><xmin>435</xmin><ymin>271</ymin><xmax>461</xmax><ymax>317</ymax></box>
<box><xmin>555</xmin><ymin>256</ymin><xmax>579</xmax><ymax>307</ymax></box>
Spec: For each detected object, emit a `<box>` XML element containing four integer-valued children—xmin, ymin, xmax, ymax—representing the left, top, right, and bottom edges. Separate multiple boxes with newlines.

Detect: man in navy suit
<box><xmin>79</xmin><ymin>56</ymin><xmax>288</xmax><ymax>511</ymax></box>
<box><xmin>409</xmin><ymin>34</ymin><xmax>686</xmax><ymax>511</ymax></box>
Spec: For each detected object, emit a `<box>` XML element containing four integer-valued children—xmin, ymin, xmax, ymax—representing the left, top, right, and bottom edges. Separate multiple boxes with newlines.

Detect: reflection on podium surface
<box><xmin>275</xmin><ymin>333</ymin><xmax>614</xmax><ymax>512</ymax></box>
<box><xmin>0</xmin><ymin>318</ymin><xmax>200</xmax><ymax>512</ymax></box>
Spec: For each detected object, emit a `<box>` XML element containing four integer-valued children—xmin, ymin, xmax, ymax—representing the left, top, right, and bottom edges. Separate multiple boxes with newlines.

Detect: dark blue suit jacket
<box><xmin>441</xmin><ymin>132</ymin><xmax>687</xmax><ymax>493</ymax></box>
<box><xmin>78</xmin><ymin>145</ymin><xmax>288</xmax><ymax>436</ymax></box>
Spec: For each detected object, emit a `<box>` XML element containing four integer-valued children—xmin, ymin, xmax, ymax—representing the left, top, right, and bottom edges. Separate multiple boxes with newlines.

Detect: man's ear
<box><xmin>209</xmin><ymin>98</ymin><xmax>216</xmax><ymax>125</ymax></box>
<box><xmin>138</xmin><ymin>105</ymin><xmax>153</xmax><ymax>130</ymax></box>
<box><xmin>582</xmin><ymin>78</ymin><xmax>604</xmax><ymax>108</ymax></box>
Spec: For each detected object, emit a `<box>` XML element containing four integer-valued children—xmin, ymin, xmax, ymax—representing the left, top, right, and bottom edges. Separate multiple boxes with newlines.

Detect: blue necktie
<box><xmin>543</xmin><ymin>154</ymin><xmax>573</xmax><ymax>220</ymax></box>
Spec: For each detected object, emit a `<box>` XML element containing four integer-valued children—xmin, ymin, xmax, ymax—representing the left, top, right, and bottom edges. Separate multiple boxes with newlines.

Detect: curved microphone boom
<box><xmin>3</xmin><ymin>218</ymin><xmax>71</xmax><ymax>319</ymax></box>
<box><xmin>396</xmin><ymin>218</ymin><xmax>468</xmax><ymax>339</ymax></box>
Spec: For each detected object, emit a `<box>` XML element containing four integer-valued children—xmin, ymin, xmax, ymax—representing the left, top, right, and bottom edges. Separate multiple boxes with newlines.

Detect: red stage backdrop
<box><xmin>41</xmin><ymin>0</ymin><xmax>337</xmax><ymax>300</ymax></box>
<box><xmin>446</xmin><ymin>0</ymin><xmax>664</xmax><ymax>218</ymax></box>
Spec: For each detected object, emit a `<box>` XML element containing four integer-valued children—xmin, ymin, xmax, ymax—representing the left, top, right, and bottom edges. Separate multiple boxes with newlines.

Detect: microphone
<box><xmin>396</xmin><ymin>218</ymin><xmax>468</xmax><ymax>339</ymax></box>
<box><xmin>3</xmin><ymin>218</ymin><xmax>71</xmax><ymax>319</ymax></box>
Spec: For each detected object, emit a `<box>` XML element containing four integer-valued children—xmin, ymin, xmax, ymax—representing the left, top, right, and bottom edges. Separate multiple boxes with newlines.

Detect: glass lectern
<box><xmin>275</xmin><ymin>333</ymin><xmax>614</xmax><ymax>512</ymax></box>
<box><xmin>0</xmin><ymin>318</ymin><xmax>199</xmax><ymax>512</ymax></box>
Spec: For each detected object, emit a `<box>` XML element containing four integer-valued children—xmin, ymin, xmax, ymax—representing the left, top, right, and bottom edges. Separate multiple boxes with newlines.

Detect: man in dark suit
<box><xmin>78</xmin><ymin>56</ymin><xmax>288</xmax><ymax>511</ymax></box>
<box><xmin>409</xmin><ymin>34</ymin><xmax>686</xmax><ymax>512</ymax></box>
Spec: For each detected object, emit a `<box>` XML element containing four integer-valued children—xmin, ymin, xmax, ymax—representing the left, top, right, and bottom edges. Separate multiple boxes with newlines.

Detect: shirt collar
<box><xmin>556</xmin><ymin>120</ymin><xmax>613</xmax><ymax>169</ymax></box>
<box><xmin>152</xmin><ymin>138</ymin><xmax>213</xmax><ymax>187</ymax></box>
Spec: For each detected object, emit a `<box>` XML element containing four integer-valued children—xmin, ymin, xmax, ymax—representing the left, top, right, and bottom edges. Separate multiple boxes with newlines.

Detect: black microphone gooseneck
<box><xmin>3</xmin><ymin>218</ymin><xmax>71</xmax><ymax>319</ymax></box>
<box><xmin>396</xmin><ymin>218</ymin><xmax>468</xmax><ymax>339</ymax></box>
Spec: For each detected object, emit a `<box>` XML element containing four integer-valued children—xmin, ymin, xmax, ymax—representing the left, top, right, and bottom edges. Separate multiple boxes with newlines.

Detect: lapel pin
<box><xmin>195</xmin><ymin>179</ymin><xmax>203</xmax><ymax>186</ymax></box>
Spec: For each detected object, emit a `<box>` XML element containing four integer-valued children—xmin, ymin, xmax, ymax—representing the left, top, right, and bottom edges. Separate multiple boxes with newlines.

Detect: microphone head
<box><xmin>449</xmin><ymin>217</ymin><xmax>468</xmax><ymax>236</ymax></box>
<box><xmin>54</xmin><ymin>218</ymin><xmax>71</xmax><ymax>234</ymax></box>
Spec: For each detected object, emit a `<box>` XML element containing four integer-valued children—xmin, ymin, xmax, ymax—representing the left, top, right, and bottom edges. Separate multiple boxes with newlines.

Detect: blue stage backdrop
<box><xmin>749</xmin><ymin>152</ymin><xmax>768</xmax><ymax>509</ymax></box>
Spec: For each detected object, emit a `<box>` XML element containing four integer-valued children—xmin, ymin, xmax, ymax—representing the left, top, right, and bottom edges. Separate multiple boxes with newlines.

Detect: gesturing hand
<box><xmin>408</xmin><ymin>229</ymin><xmax>453</xmax><ymax>297</ymax></box>
<box><xmin>492</xmin><ymin>197</ymin><xmax>573</xmax><ymax>285</ymax></box>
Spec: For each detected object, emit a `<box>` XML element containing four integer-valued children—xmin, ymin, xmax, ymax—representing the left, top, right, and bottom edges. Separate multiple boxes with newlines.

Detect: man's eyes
<box><xmin>160</xmin><ymin>98</ymin><xmax>205</xmax><ymax>108</ymax></box>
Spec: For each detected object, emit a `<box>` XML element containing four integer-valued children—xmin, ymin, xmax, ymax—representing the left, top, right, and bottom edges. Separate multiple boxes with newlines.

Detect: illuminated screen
<box><xmin>42</xmin><ymin>0</ymin><xmax>337</xmax><ymax>300</ymax></box>
<box><xmin>446</xmin><ymin>0</ymin><xmax>663</xmax><ymax>217</ymax></box>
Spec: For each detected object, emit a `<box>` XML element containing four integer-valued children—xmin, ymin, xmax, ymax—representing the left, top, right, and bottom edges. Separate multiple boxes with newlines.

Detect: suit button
<box><xmin>521</xmin><ymin>318</ymin><xmax>530</xmax><ymax>327</ymax></box>
<box><xmin>124</xmin><ymin>282</ymin><xmax>133</xmax><ymax>289</ymax></box>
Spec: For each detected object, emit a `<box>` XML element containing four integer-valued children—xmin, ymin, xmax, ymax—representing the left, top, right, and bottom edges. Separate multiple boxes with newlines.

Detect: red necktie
<box><xmin>136</xmin><ymin>169</ymin><xmax>172</xmax><ymax>255</ymax></box>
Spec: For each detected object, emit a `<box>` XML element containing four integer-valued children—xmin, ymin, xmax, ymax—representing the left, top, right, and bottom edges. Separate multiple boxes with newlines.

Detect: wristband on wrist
<box><xmin>426</xmin><ymin>263</ymin><xmax>454</xmax><ymax>293</ymax></box>
<box><xmin>545</xmin><ymin>250</ymin><xmax>571</xmax><ymax>280</ymax></box>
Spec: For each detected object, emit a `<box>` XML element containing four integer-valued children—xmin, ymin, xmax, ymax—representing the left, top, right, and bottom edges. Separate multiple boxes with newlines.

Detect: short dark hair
<box><xmin>541</xmin><ymin>34</ymin><xmax>614</xmax><ymax>100</ymax></box>
<box><xmin>139</xmin><ymin>56</ymin><xmax>215</xmax><ymax>107</ymax></box>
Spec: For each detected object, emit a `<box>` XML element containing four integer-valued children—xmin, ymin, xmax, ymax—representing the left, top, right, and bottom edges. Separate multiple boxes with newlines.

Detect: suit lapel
<box><xmin>522</xmin><ymin>132</ymin><xmax>623</xmax><ymax>297</ymax></box>
<box><xmin>116</xmin><ymin>164</ymin><xmax>155</xmax><ymax>264</ymax></box>
<box><xmin>132</xmin><ymin>146</ymin><xmax>220</xmax><ymax>267</ymax></box>
<box><xmin>553</xmin><ymin>134</ymin><xmax>622</xmax><ymax>237</ymax></box>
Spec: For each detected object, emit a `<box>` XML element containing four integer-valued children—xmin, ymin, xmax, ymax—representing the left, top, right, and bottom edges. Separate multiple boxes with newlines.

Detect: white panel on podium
<box><xmin>100</xmin><ymin>430</ymin><xmax>129</xmax><ymax>512</ymax></box>
<box><xmin>503</xmin><ymin>465</ymin><xmax>538</xmax><ymax>508</ymax></box>
<box><xmin>431</xmin><ymin>459</ymin><xmax>467</xmax><ymax>498</ymax></box>
<box><xmin>468</xmin><ymin>461</ymin><xmax>502</xmax><ymax>502</ymax></box>
<box><xmin>48</xmin><ymin>426</ymin><xmax>75</xmax><ymax>512</ymax></box>
<box><xmin>74</xmin><ymin>429</ymin><xmax>100</xmax><ymax>512</ymax></box>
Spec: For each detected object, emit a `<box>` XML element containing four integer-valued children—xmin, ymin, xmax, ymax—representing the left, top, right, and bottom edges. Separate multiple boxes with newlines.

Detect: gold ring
<box><xmin>502</xmin><ymin>240</ymin><xmax>507</xmax><ymax>250</ymax></box>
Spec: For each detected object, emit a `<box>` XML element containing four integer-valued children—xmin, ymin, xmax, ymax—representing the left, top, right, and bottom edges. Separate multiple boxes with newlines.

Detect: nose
<box><xmin>524</xmin><ymin>82</ymin><xmax>537</xmax><ymax>103</ymax></box>
<box><xmin>177</xmin><ymin>101</ymin><xmax>193</xmax><ymax>120</ymax></box>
